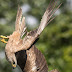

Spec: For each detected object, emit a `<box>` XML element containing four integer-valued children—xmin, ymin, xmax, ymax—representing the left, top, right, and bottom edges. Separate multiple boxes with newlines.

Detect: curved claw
<box><xmin>0</xmin><ymin>35</ymin><xmax>8</xmax><ymax>39</ymax></box>
<box><xmin>1</xmin><ymin>39</ymin><xmax>7</xmax><ymax>43</ymax></box>
<box><xmin>0</xmin><ymin>35</ymin><xmax>8</xmax><ymax>43</ymax></box>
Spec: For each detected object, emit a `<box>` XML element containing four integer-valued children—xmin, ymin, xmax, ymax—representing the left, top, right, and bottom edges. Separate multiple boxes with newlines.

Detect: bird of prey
<box><xmin>0</xmin><ymin>0</ymin><xmax>62</xmax><ymax>72</ymax></box>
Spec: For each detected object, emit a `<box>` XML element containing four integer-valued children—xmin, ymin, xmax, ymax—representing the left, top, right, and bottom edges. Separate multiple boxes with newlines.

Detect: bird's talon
<box><xmin>1</xmin><ymin>39</ymin><xmax>8</xmax><ymax>43</ymax></box>
<box><xmin>0</xmin><ymin>35</ymin><xmax>8</xmax><ymax>39</ymax></box>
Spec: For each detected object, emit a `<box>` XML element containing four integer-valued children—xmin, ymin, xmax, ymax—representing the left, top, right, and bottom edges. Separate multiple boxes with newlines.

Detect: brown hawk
<box><xmin>0</xmin><ymin>0</ymin><xmax>62</xmax><ymax>72</ymax></box>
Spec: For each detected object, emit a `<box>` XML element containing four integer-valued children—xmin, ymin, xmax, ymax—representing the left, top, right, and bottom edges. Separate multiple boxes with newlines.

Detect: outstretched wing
<box><xmin>14</xmin><ymin>0</ymin><xmax>62</xmax><ymax>52</ymax></box>
<box><xmin>37</xmin><ymin>0</ymin><xmax>62</xmax><ymax>35</ymax></box>
<box><xmin>15</xmin><ymin>6</ymin><xmax>26</xmax><ymax>38</ymax></box>
<box><xmin>15</xmin><ymin>6</ymin><xmax>22</xmax><ymax>31</ymax></box>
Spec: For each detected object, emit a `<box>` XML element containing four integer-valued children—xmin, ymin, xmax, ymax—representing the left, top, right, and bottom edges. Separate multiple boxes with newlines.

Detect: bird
<box><xmin>0</xmin><ymin>0</ymin><xmax>62</xmax><ymax>72</ymax></box>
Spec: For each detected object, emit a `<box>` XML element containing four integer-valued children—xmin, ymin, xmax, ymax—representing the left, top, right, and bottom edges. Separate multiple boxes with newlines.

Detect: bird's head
<box><xmin>0</xmin><ymin>6</ymin><xmax>26</xmax><ymax>69</ymax></box>
<box><xmin>0</xmin><ymin>31</ymin><xmax>21</xmax><ymax>68</ymax></box>
<box><xmin>6</xmin><ymin>31</ymin><xmax>21</xmax><ymax>68</ymax></box>
<box><xmin>5</xmin><ymin>51</ymin><xmax>17</xmax><ymax>68</ymax></box>
<box><xmin>10</xmin><ymin>54</ymin><xmax>17</xmax><ymax>69</ymax></box>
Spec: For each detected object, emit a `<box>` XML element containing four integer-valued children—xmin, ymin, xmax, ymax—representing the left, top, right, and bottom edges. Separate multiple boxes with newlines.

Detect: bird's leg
<box><xmin>0</xmin><ymin>35</ymin><xmax>8</xmax><ymax>39</ymax></box>
<box><xmin>0</xmin><ymin>35</ymin><xmax>8</xmax><ymax>43</ymax></box>
<box><xmin>1</xmin><ymin>38</ymin><xmax>8</xmax><ymax>43</ymax></box>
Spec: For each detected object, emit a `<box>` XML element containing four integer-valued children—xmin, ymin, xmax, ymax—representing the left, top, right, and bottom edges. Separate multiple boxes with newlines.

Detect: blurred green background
<box><xmin>0</xmin><ymin>0</ymin><xmax>72</xmax><ymax>72</ymax></box>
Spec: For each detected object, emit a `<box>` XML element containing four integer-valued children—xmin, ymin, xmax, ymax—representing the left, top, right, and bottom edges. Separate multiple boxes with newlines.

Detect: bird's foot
<box><xmin>0</xmin><ymin>35</ymin><xmax>8</xmax><ymax>39</ymax></box>
<box><xmin>0</xmin><ymin>35</ymin><xmax>8</xmax><ymax>43</ymax></box>
<box><xmin>1</xmin><ymin>38</ymin><xmax>8</xmax><ymax>43</ymax></box>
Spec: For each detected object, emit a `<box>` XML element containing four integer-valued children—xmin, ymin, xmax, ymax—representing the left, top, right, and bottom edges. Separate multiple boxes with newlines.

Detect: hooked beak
<box><xmin>0</xmin><ymin>35</ymin><xmax>8</xmax><ymax>43</ymax></box>
<box><xmin>12</xmin><ymin>63</ymin><xmax>17</xmax><ymax>69</ymax></box>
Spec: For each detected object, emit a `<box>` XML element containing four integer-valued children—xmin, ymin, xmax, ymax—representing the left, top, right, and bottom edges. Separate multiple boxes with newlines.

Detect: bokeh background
<box><xmin>0</xmin><ymin>0</ymin><xmax>72</xmax><ymax>72</ymax></box>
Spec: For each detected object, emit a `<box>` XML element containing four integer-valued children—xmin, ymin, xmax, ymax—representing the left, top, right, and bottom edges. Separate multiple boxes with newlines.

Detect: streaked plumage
<box><xmin>0</xmin><ymin>0</ymin><xmax>62</xmax><ymax>72</ymax></box>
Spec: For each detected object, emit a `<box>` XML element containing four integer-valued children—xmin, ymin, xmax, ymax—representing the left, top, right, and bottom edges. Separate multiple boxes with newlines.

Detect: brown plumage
<box><xmin>0</xmin><ymin>0</ymin><xmax>62</xmax><ymax>72</ymax></box>
<box><xmin>16</xmin><ymin>45</ymin><xmax>48</xmax><ymax>72</ymax></box>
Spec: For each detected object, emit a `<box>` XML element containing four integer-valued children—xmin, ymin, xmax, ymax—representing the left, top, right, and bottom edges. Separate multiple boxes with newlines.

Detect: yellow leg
<box><xmin>1</xmin><ymin>38</ymin><xmax>7</xmax><ymax>43</ymax></box>
<box><xmin>0</xmin><ymin>35</ymin><xmax>8</xmax><ymax>39</ymax></box>
<box><xmin>0</xmin><ymin>35</ymin><xmax>8</xmax><ymax>43</ymax></box>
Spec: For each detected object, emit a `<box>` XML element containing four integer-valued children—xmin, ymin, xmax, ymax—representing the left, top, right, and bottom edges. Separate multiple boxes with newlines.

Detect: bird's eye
<box><xmin>13</xmin><ymin>61</ymin><xmax>15</xmax><ymax>64</ymax></box>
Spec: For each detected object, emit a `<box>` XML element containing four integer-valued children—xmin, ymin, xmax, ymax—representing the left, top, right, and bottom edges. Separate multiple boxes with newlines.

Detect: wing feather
<box><xmin>15</xmin><ymin>6</ymin><xmax>27</xmax><ymax>38</ymax></box>
<box><xmin>37</xmin><ymin>1</ymin><xmax>62</xmax><ymax>35</ymax></box>
<box><xmin>15</xmin><ymin>6</ymin><xmax>22</xmax><ymax>31</ymax></box>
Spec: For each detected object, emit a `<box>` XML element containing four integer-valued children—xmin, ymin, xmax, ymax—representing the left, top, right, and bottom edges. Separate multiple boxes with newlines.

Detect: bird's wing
<box><xmin>34</xmin><ymin>45</ymin><xmax>48</xmax><ymax>72</ymax></box>
<box><xmin>15</xmin><ymin>6</ymin><xmax>22</xmax><ymax>31</ymax></box>
<box><xmin>15</xmin><ymin>6</ymin><xmax>26</xmax><ymax>38</ymax></box>
<box><xmin>16</xmin><ymin>45</ymin><xmax>48</xmax><ymax>72</ymax></box>
<box><xmin>14</xmin><ymin>0</ymin><xmax>62</xmax><ymax>52</ymax></box>
<box><xmin>37</xmin><ymin>0</ymin><xmax>62</xmax><ymax>35</ymax></box>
